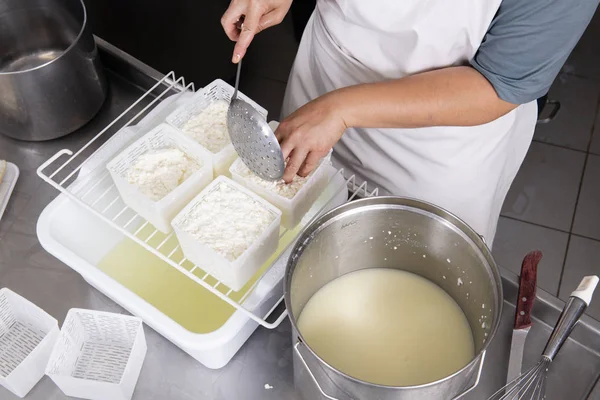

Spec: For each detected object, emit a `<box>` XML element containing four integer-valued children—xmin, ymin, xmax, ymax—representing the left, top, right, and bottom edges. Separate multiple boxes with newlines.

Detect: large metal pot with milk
<box><xmin>284</xmin><ymin>197</ymin><xmax>503</xmax><ymax>400</ymax></box>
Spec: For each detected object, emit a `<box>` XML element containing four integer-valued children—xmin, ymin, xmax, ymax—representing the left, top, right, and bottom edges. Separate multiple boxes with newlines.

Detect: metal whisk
<box><xmin>488</xmin><ymin>275</ymin><xmax>599</xmax><ymax>400</ymax></box>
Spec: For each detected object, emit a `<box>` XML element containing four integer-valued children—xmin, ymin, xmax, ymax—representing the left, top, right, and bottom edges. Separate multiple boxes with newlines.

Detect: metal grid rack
<box><xmin>37</xmin><ymin>72</ymin><xmax>378</xmax><ymax>329</ymax></box>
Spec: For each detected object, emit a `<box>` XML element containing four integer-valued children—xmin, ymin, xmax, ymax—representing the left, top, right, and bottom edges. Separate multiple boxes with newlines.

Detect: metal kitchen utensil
<box><xmin>286</xmin><ymin>197</ymin><xmax>503</xmax><ymax>400</ymax></box>
<box><xmin>0</xmin><ymin>0</ymin><xmax>107</xmax><ymax>141</ymax></box>
<box><xmin>488</xmin><ymin>275</ymin><xmax>600</xmax><ymax>400</ymax></box>
<box><xmin>227</xmin><ymin>59</ymin><xmax>285</xmax><ymax>181</ymax></box>
<box><xmin>507</xmin><ymin>251</ymin><xmax>542</xmax><ymax>384</ymax></box>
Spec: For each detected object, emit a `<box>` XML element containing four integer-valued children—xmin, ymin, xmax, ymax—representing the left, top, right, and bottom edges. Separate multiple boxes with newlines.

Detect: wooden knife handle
<box><xmin>514</xmin><ymin>250</ymin><xmax>542</xmax><ymax>330</ymax></box>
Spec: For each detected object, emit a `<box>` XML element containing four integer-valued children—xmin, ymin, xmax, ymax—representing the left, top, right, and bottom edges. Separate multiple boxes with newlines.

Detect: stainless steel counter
<box><xmin>1</xmin><ymin>39</ymin><xmax>600</xmax><ymax>400</ymax></box>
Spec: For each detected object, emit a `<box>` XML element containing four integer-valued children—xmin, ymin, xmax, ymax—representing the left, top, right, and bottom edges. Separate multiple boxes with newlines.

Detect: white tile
<box><xmin>559</xmin><ymin>235</ymin><xmax>600</xmax><ymax>321</ymax></box>
<box><xmin>534</xmin><ymin>74</ymin><xmax>600</xmax><ymax>151</ymax></box>
<box><xmin>573</xmin><ymin>155</ymin><xmax>600</xmax><ymax>240</ymax></box>
<box><xmin>492</xmin><ymin>217</ymin><xmax>568</xmax><ymax>295</ymax></box>
<box><xmin>501</xmin><ymin>142</ymin><xmax>586</xmax><ymax>231</ymax></box>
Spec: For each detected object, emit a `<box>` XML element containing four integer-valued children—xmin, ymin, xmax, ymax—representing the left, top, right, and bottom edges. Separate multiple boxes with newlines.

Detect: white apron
<box><xmin>281</xmin><ymin>0</ymin><xmax>537</xmax><ymax>244</ymax></box>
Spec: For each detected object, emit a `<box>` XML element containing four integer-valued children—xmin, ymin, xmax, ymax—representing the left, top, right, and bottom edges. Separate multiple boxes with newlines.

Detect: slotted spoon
<box><xmin>227</xmin><ymin>59</ymin><xmax>285</xmax><ymax>181</ymax></box>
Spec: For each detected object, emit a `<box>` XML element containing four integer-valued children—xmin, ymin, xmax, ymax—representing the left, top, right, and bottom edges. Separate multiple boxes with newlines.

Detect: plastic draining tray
<box><xmin>36</xmin><ymin>72</ymin><xmax>378</xmax><ymax>369</ymax></box>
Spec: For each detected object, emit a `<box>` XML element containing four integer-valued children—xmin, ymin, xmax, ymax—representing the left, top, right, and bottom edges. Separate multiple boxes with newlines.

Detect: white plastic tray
<box><xmin>37</xmin><ymin>166</ymin><xmax>348</xmax><ymax>369</ymax></box>
<box><xmin>38</xmin><ymin>86</ymin><xmax>307</xmax><ymax>330</ymax></box>
<box><xmin>36</xmin><ymin>72</ymin><xmax>367</xmax><ymax>367</ymax></box>
<box><xmin>0</xmin><ymin>162</ymin><xmax>19</xmax><ymax>223</ymax></box>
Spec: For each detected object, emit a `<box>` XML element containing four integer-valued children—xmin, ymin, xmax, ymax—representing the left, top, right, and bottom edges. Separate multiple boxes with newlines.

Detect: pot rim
<box><xmin>0</xmin><ymin>0</ymin><xmax>89</xmax><ymax>76</ymax></box>
<box><xmin>284</xmin><ymin>195</ymin><xmax>503</xmax><ymax>390</ymax></box>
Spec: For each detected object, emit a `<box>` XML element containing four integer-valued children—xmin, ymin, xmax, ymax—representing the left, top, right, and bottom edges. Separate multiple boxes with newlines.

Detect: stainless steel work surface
<box><xmin>1</xmin><ymin>38</ymin><xmax>600</xmax><ymax>400</ymax></box>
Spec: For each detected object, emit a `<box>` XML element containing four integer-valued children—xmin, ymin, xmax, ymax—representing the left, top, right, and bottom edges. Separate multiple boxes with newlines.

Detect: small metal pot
<box><xmin>0</xmin><ymin>0</ymin><xmax>107</xmax><ymax>141</ymax></box>
<box><xmin>284</xmin><ymin>197</ymin><xmax>503</xmax><ymax>400</ymax></box>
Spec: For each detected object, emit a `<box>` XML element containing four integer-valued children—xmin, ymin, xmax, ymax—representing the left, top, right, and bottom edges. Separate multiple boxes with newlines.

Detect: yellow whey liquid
<box><xmin>297</xmin><ymin>268</ymin><xmax>474</xmax><ymax>386</ymax></box>
<box><xmin>97</xmin><ymin>223</ymin><xmax>303</xmax><ymax>334</ymax></box>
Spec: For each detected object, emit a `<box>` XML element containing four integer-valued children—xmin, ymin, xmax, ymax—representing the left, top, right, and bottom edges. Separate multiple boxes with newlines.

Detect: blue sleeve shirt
<box><xmin>471</xmin><ymin>0</ymin><xmax>600</xmax><ymax>104</ymax></box>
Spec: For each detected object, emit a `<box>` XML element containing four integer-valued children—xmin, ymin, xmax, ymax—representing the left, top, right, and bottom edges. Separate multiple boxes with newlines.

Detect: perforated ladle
<box><xmin>227</xmin><ymin>59</ymin><xmax>285</xmax><ymax>181</ymax></box>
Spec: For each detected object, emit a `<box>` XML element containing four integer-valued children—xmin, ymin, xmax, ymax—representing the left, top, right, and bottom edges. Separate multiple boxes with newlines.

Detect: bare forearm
<box><xmin>332</xmin><ymin>66</ymin><xmax>518</xmax><ymax>129</ymax></box>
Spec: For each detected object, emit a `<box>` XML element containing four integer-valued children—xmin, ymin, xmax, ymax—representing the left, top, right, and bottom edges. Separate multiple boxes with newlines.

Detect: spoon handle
<box><xmin>232</xmin><ymin>16</ymin><xmax>244</xmax><ymax>101</ymax></box>
<box><xmin>233</xmin><ymin>59</ymin><xmax>242</xmax><ymax>101</ymax></box>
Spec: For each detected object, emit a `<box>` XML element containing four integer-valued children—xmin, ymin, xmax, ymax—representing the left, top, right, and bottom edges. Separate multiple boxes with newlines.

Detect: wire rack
<box><xmin>37</xmin><ymin>72</ymin><xmax>378</xmax><ymax>329</ymax></box>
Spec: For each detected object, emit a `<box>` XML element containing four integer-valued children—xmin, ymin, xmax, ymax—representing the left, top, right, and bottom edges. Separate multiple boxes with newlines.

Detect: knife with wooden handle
<box><xmin>506</xmin><ymin>250</ymin><xmax>542</xmax><ymax>384</ymax></box>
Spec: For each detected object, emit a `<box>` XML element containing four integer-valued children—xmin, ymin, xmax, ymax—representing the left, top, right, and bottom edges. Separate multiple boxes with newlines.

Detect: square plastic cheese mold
<box><xmin>0</xmin><ymin>288</ymin><xmax>59</xmax><ymax>398</ymax></box>
<box><xmin>165</xmin><ymin>79</ymin><xmax>268</xmax><ymax>177</ymax></box>
<box><xmin>45</xmin><ymin>309</ymin><xmax>147</xmax><ymax>400</ymax></box>
<box><xmin>106</xmin><ymin>123</ymin><xmax>213</xmax><ymax>233</ymax></box>
<box><xmin>171</xmin><ymin>176</ymin><xmax>282</xmax><ymax>292</ymax></box>
<box><xmin>229</xmin><ymin>156</ymin><xmax>332</xmax><ymax>229</ymax></box>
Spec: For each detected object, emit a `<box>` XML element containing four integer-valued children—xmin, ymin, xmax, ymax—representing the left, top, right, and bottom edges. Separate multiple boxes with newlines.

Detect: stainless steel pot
<box><xmin>284</xmin><ymin>197</ymin><xmax>503</xmax><ymax>400</ymax></box>
<box><xmin>0</xmin><ymin>0</ymin><xmax>107</xmax><ymax>141</ymax></box>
